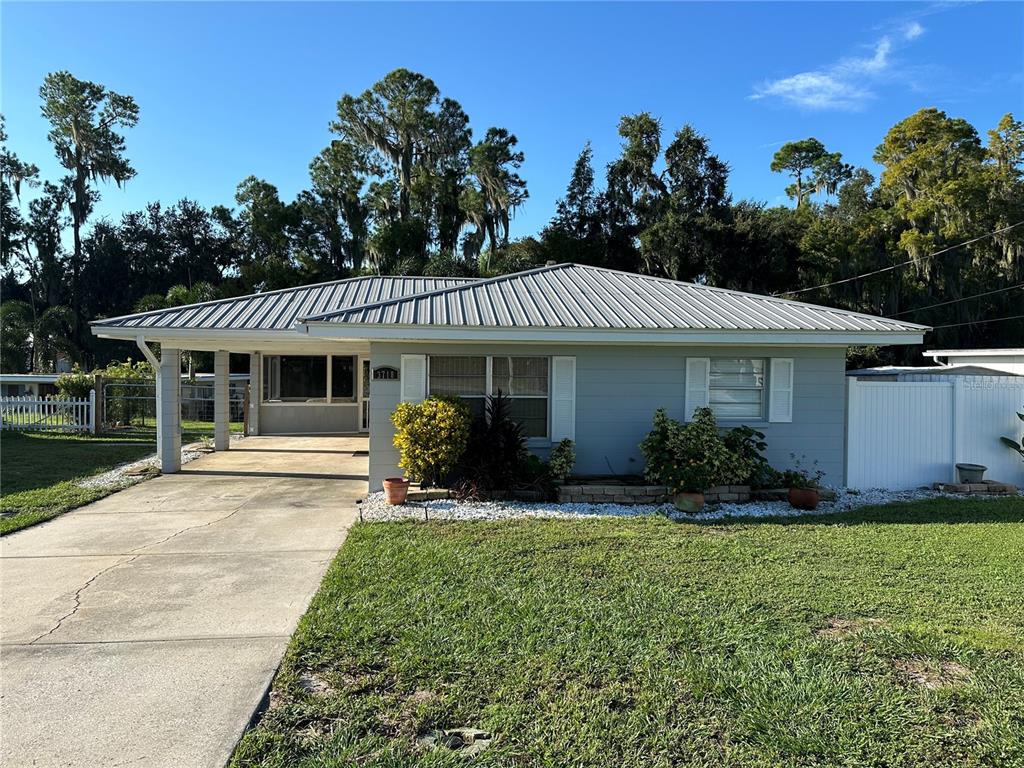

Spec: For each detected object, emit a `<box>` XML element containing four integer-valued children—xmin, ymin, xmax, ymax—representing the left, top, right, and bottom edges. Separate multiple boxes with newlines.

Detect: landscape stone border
<box><xmin>931</xmin><ymin>480</ymin><xmax>1018</xmax><ymax>495</ymax></box>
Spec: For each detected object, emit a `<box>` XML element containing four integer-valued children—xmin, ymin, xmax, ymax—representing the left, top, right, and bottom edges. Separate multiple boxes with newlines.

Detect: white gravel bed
<box><xmin>359</xmin><ymin>486</ymin><xmax>1019</xmax><ymax>523</ymax></box>
<box><xmin>75</xmin><ymin>444</ymin><xmax>206</xmax><ymax>490</ymax></box>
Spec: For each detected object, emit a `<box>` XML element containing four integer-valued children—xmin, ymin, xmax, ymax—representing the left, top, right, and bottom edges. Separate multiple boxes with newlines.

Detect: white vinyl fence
<box><xmin>0</xmin><ymin>390</ymin><xmax>97</xmax><ymax>434</ymax></box>
<box><xmin>847</xmin><ymin>376</ymin><xmax>1024</xmax><ymax>489</ymax></box>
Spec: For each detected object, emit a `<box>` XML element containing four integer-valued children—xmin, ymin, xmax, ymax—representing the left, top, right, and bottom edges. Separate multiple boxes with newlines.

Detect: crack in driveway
<box><xmin>29</xmin><ymin>556</ymin><xmax>140</xmax><ymax>644</ymax></box>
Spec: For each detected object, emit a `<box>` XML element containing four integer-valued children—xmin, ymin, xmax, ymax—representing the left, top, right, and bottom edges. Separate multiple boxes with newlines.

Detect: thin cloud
<box><xmin>903</xmin><ymin>21</ymin><xmax>925</xmax><ymax>40</ymax></box>
<box><xmin>751</xmin><ymin>27</ymin><xmax>923</xmax><ymax>111</ymax></box>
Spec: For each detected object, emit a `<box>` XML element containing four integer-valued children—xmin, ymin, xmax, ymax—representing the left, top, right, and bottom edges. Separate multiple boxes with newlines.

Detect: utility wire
<box><xmin>889</xmin><ymin>282</ymin><xmax>1024</xmax><ymax>317</ymax></box>
<box><xmin>928</xmin><ymin>313</ymin><xmax>1024</xmax><ymax>330</ymax></box>
<box><xmin>773</xmin><ymin>221</ymin><xmax>1024</xmax><ymax>298</ymax></box>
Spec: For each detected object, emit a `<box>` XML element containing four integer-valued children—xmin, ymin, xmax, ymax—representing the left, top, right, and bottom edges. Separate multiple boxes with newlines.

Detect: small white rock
<box><xmin>359</xmin><ymin>487</ymin><xmax>1018</xmax><ymax>523</ymax></box>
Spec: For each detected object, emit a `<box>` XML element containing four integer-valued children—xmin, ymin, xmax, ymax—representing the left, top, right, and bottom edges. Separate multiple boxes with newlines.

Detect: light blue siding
<box><xmin>368</xmin><ymin>343</ymin><xmax>847</xmax><ymax>490</ymax></box>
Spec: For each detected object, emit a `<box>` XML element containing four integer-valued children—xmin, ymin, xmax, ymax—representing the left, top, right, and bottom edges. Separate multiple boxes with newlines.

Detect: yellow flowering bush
<box><xmin>391</xmin><ymin>396</ymin><xmax>471</xmax><ymax>486</ymax></box>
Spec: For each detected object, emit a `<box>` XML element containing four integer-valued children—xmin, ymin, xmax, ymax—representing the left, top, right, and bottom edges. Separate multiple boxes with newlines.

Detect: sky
<box><xmin>2</xmin><ymin>1</ymin><xmax>1022</xmax><ymax>241</ymax></box>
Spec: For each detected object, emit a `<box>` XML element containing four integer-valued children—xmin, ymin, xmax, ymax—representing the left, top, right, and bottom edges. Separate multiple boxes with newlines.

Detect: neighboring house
<box><xmin>0</xmin><ymin>373</ymin><xmax>60</xmax><ymax>398</ymax></box>
<box><xmin>924</xmin><ymin>348</ymin><xmax>1024</xmax><ymax>376</ymax></box>
<box><xmin>91</xmin><ymin>263</ymin><xmax>927</xmax><ymax>488</ymax></box>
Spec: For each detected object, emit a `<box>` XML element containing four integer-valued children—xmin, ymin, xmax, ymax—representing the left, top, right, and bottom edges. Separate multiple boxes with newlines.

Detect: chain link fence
<box><xmin>100</xmin><ymin>378</ymin><xmax>247</xmax><ymax>430</ymax></box>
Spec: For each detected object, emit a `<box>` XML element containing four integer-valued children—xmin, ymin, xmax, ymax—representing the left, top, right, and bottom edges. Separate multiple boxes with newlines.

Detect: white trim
<box><xmin>684</xmin><ymin>358</ymin><xmax>710</xmax><ymax>420</ymax></box>
<box><xmin>401</xmin><ymin>354</ymin><xmax>427</xmax><ymax>403</ymax></box>
<box><xmin>97</xmin><ymin>323</ymin><xmax>924</xmax><ymax>349</ymax></box>
<box><xmin>303</xmin><ymin>323</ymin><xmax>925</xmax><ymax>347</ymax></box>
<box><xmin>550</xmin><ymin>356</ymin><xmax>576</xmax><ymax>442</ymax></box>
<box><xmin>768</xmin><ymin>358</ymin><xmax>794</xmax><ymax>423</ymax></box>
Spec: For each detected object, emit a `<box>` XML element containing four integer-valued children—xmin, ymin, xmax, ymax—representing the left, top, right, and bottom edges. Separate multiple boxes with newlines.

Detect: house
<box><xmin>924</xmin><ymin>348</ymin><xmax>1024</xmax><ymax>376</ymax></box>
<box><xmin>848</xmin><ymin>364</ymin><xmax>1023</xmax><ymax>381</ymax></box>
<box><xmin>0</xmin><ymin>373</ymin><xmax>61</xmax><ymax>398</ymax></box>
<box><xmin>91</xmin><ymin>263</ymin><xmax>927</xmax><ymax>489</ymax></box>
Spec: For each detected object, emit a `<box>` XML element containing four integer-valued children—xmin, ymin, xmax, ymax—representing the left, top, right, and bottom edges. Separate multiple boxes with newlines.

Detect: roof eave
<box><xmin>301</xmin><ymin>321</ymin><xmax>927</xmax><ymax>347</ymax></box>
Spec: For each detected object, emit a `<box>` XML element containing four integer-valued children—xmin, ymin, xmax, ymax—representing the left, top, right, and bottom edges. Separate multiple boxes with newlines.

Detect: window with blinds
<box><xmin>709</xmin><ymin>358</ymin><xmax>765</xmax><ymax>420</ymax></box>
<box><xmin>427</xmin><ymin>355</ymin><xmax>550</xmax><ymax>437</ymax></box>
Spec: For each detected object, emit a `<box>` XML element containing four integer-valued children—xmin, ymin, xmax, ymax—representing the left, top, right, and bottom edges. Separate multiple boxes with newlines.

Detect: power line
<box><xmin>889</xmin><ymin>282</ymin><xmax>1024</xmax><ymax>317</ymax></box>
<box><xmin>929</xmin><ymin>313</ymin><xmax>1024</xmax><ymax>330</ymax></box>
<box><xmin>773</xmin><ymin>221</ymin><xmax>1024</xmax><ymax>298</ymax></box>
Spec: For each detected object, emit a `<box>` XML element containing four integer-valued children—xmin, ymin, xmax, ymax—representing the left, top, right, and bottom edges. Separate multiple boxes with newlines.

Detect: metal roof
<box><xmin>303</xmin><ymin>263</ymin><xmax>928</xmax><ymax>334</ymax></box>
<box><xmin>90</xmin><ymin>276</ymin><xmax>477</xmax><ymax>331</ymax></box>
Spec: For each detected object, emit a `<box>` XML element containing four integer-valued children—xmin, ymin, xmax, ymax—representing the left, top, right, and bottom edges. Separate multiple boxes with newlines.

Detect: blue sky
<box><xmin>2</xmin><ymin>1</ymin><xmax>1022</xmax><ymax>240</ymax></box>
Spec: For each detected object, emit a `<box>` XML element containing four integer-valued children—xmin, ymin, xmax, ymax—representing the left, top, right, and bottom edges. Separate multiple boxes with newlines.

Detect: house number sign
<box><xmin>372</xmin><ymin>366</ymin><xmax>400</xmax><ymax>381</ymax></box>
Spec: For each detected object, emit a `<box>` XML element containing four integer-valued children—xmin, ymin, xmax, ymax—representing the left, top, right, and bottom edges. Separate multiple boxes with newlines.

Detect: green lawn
<box><xmin>0</xmin><ymin>431</ymin><xmax>155</xmax><ymax>535</ymax></box>
<box><xmin>233</xmin><ymin>497</ymin><xmax>1024</xmax><ymax>768</ymax></box>
<box><xmin>103</xmin><ymin>419</ymin><xmax>243</xmax><ymax>443</ymax></box>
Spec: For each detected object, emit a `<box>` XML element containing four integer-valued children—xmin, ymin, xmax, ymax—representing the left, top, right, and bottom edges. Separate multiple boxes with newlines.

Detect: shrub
<box><xmin>391</xmin><ymin>396</ymin><xmax>471</xmax><ymax>487</ymax></box>
<box><xmin>549</xmin><ymin>439</ymin><xmax>576</xmax><ymax>482</ymax></box>
<box><xmin>639</xmin><ymin>407</ymin><xmax>741</xmax><ymax>494</ymax></box>
<box><xmin>723</xmin><ymin>425</ymin><xmax>774</xmax><ymax>488</ymax></box>
<box><xmin>782</xmin><ymin>454</ymin><xmax>825</xmax><ymax>489</ymax></box>
<box><xmin>456</xmin><ymin>392</ymin><xmax>528</xmax><ymax>495</ymax></box>
<box><xmin>56</xmin><ymin>366</ymin><xmax>94</xmax><ymax>399</ymax></box>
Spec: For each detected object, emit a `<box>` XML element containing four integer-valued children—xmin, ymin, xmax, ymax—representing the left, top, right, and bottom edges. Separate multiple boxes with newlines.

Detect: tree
<box><xmin>770</xmin><ymin>138</ymin><xmax>849</xmax><ymax>207</ymax></box>
<box><xmin>39</xmin><ymin>71</ymin><xmax>139</xmax><ymax>344</ymax></box>
<box><xmin>309</xmin><ymin>141</ymin><xmax>369</xmax><ymax>273</ymax></box>
<box><xmin>0</xmin><ymin>116</ymin><xmax>40</xmax><ymax>268</ymax></box>
<box><xmin>639</xmin><ymin>125</ymin><xmax>730</xmax><ymax>281</ymax></box>
<box><xmin>468</xmin><ymin>127</ymin><xmax>528</xmax><ymax>260</ymax></box>
<box><xmin>333</xmin><ymin>69</ymin><xmax>454</xmax><ymax>223</ymax></box>
<box><xmin>542</xmin><ymin>142</ymin><xmax>605</xmax><ymax>266</ymax></box>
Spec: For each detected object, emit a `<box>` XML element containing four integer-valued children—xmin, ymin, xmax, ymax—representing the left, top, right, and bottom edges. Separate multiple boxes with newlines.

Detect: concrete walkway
<box><xmin>1</xmin><ymin>436</ymin><xmax>367</xmax><ymax>768</ymax></box>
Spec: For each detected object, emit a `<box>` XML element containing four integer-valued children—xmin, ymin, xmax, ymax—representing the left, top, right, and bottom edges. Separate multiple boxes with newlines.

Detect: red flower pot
<box><xmin>383</xmin><ymin>477</ymin><xmax>410</xmax><ymax>505</ymax></box>
<box><xmin>787</xmin><ymin>487</ymin><xmax>820</xmax><ymax>510</ymax></box>
<box><xmin>673</xmin><ymin>492</ymin><xmax>705</xmax><ymax>513</ymax></box>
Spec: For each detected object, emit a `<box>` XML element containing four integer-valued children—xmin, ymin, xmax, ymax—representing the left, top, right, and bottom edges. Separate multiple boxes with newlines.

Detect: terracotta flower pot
<box><xmin>673</xmin><ymin>492</ymin><xmax>705</xmax><ymax>514</ymax></box>
<box><xmin>788</xmin><ymin>487</ymin><xmax>820</xmax><ymax>510</ymax></box>
<box><xmin>383</xmin><ymin>477</ymin><xmax>410</xmax><ymax>506</ymax></box>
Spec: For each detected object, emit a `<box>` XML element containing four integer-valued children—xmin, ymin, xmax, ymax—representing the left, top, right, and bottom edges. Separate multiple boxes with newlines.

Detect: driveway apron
<box><xmin>0</xmin><ymin>436</ymin><xmax>366</xmax><ymax>768</ymax></box>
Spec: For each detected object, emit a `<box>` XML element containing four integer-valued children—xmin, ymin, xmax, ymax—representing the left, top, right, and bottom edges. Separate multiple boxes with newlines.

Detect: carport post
<box><xmin>157</xmin><ymin>347</ymin><xmax>182</xmax><ymax>473</ymax></box>
<box><xmin>214</xmin><ymin>350</ymin><xmax>230</xmax><ymax>451</ymax></box>
<box><xmin>248</xmin><ymin>353</ymin><xmax>261</xmax><ymax>436</ymax></box>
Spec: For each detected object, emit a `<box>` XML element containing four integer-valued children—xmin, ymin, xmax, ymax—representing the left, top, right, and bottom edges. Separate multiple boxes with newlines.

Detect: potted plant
<box><xmin>383</xmin><ymin>477</ymin><xmax>411</xmax><ymax>505</ymax></box>
<box><xmin>784</xmin><ymin>454</ymin><xmax>825</xmax><ymax>510</ymax></box>
<box><xmin>639</xmin><ymin>407</ymin><xmax>735</xmax><ymax>514</ymax></box>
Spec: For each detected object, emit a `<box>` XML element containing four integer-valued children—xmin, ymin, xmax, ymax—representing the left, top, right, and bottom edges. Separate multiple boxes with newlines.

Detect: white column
<box><xmin>214</xmin><ymin>350</ymin><xmax>230</xmax><ymax>451</ymax></box>
<box><xmin>248</xmin><ymin>353</ymin><xmax>261</xmax><ymax>436</ymax></box>
<box><xmin>157</xmin><ymin>347</ymin><xmax>182</xmax><ymax>473</ymax></box>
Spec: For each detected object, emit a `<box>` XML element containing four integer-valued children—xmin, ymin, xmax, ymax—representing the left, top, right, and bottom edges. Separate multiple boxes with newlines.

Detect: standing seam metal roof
<box><xmin>90</xmin><ymin>276</ymin><xmax>478</xmax><ymax>331</ymax></box>
<box><xmin>301</xmin><ymin>263</ymin><xmax>929</xmax><ymax>333</ymax></box>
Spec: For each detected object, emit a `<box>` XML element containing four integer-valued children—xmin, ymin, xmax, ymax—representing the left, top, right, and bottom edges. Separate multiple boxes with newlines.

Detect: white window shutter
<box><xmin>400</xmin><ymin>354</ymin><xmax>426</xmax><ymax>403</ymax></box>
<box><xmin>685</xmin><ymin>358</ymin><xmax>710</xmax><ymax>420</ymax></box>
<box><xmin>550</xmin><ymin>356</ymin><xmax>576</xmax><ymax>441</ymax></box>
<box><xmin>769</xmin><ymin>358</ymin><xmax>794</xmax><ymax>423</ymax></box>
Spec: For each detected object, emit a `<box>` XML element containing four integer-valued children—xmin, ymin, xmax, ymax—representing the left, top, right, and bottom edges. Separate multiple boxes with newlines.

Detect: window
<box><xmin>331</xmin><ymin>356</ymin><xmax>355</xmax><ymax>401</ymax></box>
<box><xmin>709</xmin><ymin>358</ymin><xmax>765</xmax><ymax>420</ymax></box>
<box><xmin>262</xmin><ymin>355</ymin><xmax>357</xmax><ymax>403</ymax></box>
<box><xmin>428</xmin><ymin>356</ymin><xmax>487</xmax><ymax>418</ymax></box>
<box><xmin>427</xmin><ymin>355</ymin><xmax>550</xmax><ymax>438</ymax></box>
<box><xmin>492</xmin><ymin>356</ymin><xmax>549</xmax><ymax>438</ymax></box>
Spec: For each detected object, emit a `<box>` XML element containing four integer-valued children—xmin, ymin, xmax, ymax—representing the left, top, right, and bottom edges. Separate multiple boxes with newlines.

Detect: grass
<box><xmin>233</xmin><ymin>497</ymin><xmax>1024</xmax><ymax>768</ymax></box>
<box><xmin>1</xmin><ymin>431</ymin><xmax>156</xmax><ymax>534</ymax></box>
<box><xmin>103</xmin><ymin>419</ymin><xmax>243</xmax><ymax>443</ymax></box>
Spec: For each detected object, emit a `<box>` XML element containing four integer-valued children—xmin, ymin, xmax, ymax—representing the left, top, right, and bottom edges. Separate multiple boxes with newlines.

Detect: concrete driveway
<box><xmin>0</xmin><ymin>435</ymin><xmax>366</xmax><ymax>768</ymax></box>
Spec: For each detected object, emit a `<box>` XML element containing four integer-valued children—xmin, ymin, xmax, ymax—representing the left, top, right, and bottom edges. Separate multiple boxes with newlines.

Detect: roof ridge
<box><xmin>90</xmin><ymin>274</ymin><xmax>479</xmax><ymax>327</ymax></box>
<box><xmin>301</xmin><ymin>262</ymin><xmax>928</xmax><ymax>332</ymax></box>
<box><xmin>300</xmin><ymin>263</ymin><xmax>566</xmax><ymax>322</ymax></box>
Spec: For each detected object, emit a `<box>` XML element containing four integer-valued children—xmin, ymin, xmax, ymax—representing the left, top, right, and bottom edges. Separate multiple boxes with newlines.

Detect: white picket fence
<box><xmin>847</xmin><ymin>376</ymin><xmax>1024</xmax><ymax>489</ymax></box>
<box><xmin>0</xmin><ymin>390</ymin><xmax>97</xmax><ymax>434</ymax></box>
